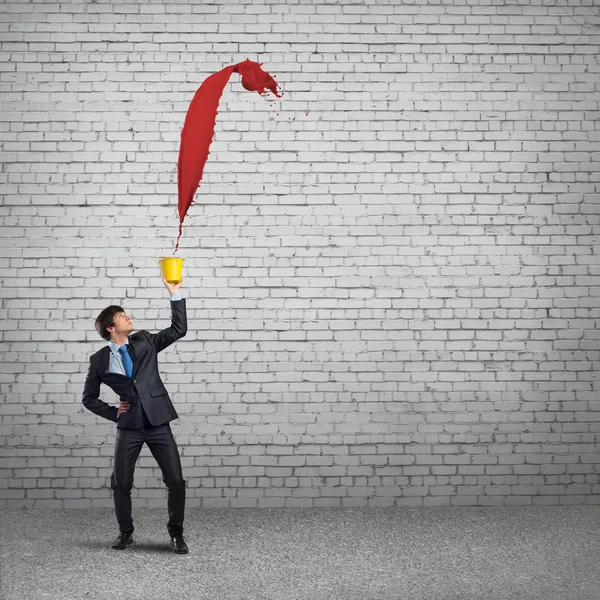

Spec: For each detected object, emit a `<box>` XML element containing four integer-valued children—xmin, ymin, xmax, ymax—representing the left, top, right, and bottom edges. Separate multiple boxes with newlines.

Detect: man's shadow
<box><xmin>80</xmin><ymin>540</ymin><xmax>172</xmax><ymax>554</ymax></box>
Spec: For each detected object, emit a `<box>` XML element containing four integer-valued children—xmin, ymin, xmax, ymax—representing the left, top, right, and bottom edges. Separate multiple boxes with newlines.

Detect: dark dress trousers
<box><xmin>82</xmin><ymin>299</ymin><xmax>187</xmax><ymax>536</ymax></box>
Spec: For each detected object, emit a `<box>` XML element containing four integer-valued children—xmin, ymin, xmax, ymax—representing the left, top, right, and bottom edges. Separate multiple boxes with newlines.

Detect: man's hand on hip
<box><xmin>117</xmin><ymin>402</ymin><xmax>130</xmax><ymax>417</ymax></box>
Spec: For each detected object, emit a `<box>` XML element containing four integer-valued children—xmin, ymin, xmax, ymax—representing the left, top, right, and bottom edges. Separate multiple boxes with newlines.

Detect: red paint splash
<box><xmin>175</xmin><ymin>59</ymin><xmax>282</xmax><ymax>252</ymax></box>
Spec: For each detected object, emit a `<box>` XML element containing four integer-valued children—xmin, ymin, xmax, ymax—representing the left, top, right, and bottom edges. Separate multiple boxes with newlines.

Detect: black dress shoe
<box><xmin>170</xmin><ymin>535</ymin><xmax>189</xmax><ymax>554</ymax></box>
<box><xmin>111</xmin><ymin>532</ymin><xmax>134</xmax><ymax>550</ymax></box>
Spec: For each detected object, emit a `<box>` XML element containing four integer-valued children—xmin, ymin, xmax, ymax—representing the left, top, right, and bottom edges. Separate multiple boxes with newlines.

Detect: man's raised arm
<box><xmin>146</xmin><ymin>276</ymin><xmax>187</xmax><ymax>353</ymax></box>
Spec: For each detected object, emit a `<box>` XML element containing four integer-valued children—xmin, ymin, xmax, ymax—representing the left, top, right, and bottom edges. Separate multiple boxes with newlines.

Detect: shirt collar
<box><xmin>108</xmin><ymin>340</ymin><xmax>129</xmax><ymax>356</ymax></box>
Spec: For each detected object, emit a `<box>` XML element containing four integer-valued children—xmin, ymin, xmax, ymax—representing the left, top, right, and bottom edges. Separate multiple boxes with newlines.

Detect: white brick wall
<box><xmin>1</xmin><ymin>0</ymin><xmax>599</xmax><ymax>509</ymax></box>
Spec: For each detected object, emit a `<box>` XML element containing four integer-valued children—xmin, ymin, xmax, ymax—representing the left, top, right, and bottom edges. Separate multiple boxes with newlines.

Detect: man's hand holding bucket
<box><xmin>163</xmin><ymin>276</ymin><xmax>183</xmax><ymax>296</ymax></box>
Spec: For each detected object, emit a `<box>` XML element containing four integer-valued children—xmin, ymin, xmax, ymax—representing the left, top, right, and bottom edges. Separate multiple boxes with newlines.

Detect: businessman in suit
<box><xmin>82</xmin><ymin>277</ymin><xmax>189</xmax><ymax>553</ymax></box>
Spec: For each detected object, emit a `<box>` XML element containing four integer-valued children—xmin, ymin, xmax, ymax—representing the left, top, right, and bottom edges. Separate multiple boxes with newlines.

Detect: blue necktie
<box><xmin>118</xmin><ymin>345</ymin><xmax>134</xmax><ymax>378</ymax></box>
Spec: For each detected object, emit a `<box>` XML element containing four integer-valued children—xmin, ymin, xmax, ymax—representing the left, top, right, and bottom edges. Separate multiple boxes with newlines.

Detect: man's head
<box><xmin>95</xmin><ymin>305</ymin><xmax>134</xmax><ymax>342</ymax></box>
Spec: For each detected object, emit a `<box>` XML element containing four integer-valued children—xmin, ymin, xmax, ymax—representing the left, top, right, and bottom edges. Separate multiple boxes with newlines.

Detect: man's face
<box><xmin>107</xmin><ymin>311</ymin><xmax>134</xmax><ymax>339</ymax></box>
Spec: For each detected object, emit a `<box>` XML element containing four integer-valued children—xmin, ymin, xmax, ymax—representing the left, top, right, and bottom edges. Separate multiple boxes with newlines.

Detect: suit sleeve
<box><xmin>82</xmin><ymin>358</ymin><xmax>118</xmax><ymax>423</ymax></box>
<box><xmin>146</xmin><ymin>298</ymin><xmax>187</xmax><ymax>353</ymax></box>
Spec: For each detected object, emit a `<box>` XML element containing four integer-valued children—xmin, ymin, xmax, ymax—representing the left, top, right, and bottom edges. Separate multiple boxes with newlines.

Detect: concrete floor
<box><xmin>1</xmin><ymin>506</ymin><xmax>599</xmax><ymax>600</ymax></box>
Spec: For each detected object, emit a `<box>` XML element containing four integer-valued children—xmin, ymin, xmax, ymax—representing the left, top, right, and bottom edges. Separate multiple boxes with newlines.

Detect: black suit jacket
<box><xmin>82</xmin><ymin>299</ymin><xmax>187</xmax><ymax>429</ymax></box>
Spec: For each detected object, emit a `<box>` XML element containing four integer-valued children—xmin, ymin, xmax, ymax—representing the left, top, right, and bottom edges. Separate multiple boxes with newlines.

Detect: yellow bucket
<box><xmin>156</xmin><ymin>257</ymin><xmax>183</xmax><ymax>284</ymax></box>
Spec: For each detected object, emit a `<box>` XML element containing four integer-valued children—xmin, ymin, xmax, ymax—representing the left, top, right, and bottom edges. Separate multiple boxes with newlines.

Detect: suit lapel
<box><xmin>128</xmin><ymin>338</ymin><xmax>139</xmax><ymax>378</ymax></box>
<box><xmin>100</xmin><ymin>346</ymin><xmax>111</xmax><ymax>375</ymax></box>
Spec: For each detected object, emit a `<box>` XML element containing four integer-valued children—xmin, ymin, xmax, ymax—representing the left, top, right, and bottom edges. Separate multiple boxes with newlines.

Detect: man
<box><xmin>82</xmin><ymin>276</ymin><xmax>188</xmax><ymax>554</ymax></box>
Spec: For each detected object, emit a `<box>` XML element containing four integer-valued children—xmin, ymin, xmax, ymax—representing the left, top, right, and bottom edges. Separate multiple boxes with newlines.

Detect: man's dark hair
<box><xmin>95</xmin><ymin>305</ymin><xmax>125</xmax><ymax>341</ymax></box>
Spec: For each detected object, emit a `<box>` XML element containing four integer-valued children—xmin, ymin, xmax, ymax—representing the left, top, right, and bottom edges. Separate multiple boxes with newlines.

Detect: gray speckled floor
<box><xmin>1</xmin><ymin>507</ymin><xmax>599</xmax><ymax>600</ymax></box>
